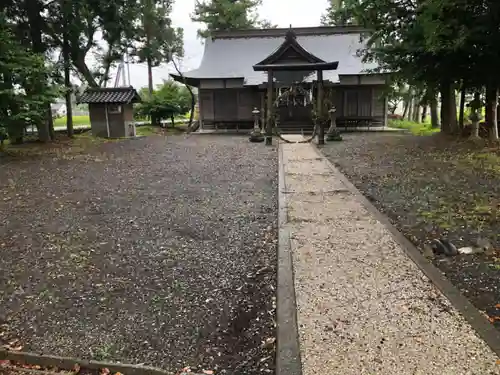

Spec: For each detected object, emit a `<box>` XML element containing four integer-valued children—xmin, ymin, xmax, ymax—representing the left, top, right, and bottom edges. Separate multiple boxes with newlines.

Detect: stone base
<box><xmin>249</xmin><ymin>131</ymin><xmax>265</xmax><ymax>143</ymax></box>
<box><xmin>326</xmin><ymin>129</ymin><xmax>343</xmax><ymax>142</ymax></box>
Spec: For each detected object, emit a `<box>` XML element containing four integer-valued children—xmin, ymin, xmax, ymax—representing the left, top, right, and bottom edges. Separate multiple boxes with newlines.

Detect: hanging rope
<box><xmin>269</xmin><ymin>81</ymin><xmax>321</xmax><ymax>144</ymax></box>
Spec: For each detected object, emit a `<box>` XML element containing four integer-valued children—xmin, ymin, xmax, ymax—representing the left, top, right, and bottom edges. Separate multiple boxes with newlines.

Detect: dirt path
<box><xmin>0</xmin><ymin>135</ymin><xmax>277</xmax><ymax>374</ymax></box>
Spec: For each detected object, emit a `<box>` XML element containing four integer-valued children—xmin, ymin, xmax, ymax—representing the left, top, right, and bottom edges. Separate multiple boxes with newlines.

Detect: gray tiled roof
<box><xmin>175</xmin><ymin>27</ymin><xmax>379</xmax><ymax>86</ymax></box>
<box><xmin>77</xmin><ymin>87</ymin><xmax>141</xmax><ymax>104</ymax></box>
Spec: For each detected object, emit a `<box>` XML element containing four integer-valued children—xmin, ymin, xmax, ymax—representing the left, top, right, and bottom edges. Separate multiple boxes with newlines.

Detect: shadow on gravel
<box><xmin>0</xmin><ymin>135</ymin><xmax>278</xmax><ymax>375</ymax></box>
<box><xmin>321</xmin><ymin>132</ymin><xmax>500</xmax><ymax>329</ymax></box>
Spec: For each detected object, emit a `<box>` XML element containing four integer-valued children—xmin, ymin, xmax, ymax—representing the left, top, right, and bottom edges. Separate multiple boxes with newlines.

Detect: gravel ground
<box><xmin>0</xmin><ymin>135</ymin><xmax>278</xmax><ymax>374</ymax></box>
<box><xmin>321</xmin><ymin>132</ymin><xmax>500</xmax><ymax>330</ymax></box>
<box><xmin>282</xmin><ymin>142</ymin><xmax>500</xmax><ymax>374</ymax></box>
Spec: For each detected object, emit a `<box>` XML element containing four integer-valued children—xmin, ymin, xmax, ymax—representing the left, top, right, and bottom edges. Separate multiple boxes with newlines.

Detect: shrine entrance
<box><xmin>252</xmin><ymin>27</ymin><xmax>339</xmax><ymax>145</ymax></box>
<box><xmin>275</xmin><ymin>83</ymin><xmax>314</xmax><ymax>128</ymax></box>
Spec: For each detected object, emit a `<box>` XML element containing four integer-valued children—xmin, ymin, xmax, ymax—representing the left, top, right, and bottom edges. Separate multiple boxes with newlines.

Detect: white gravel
<box><xmin>280</xmin><ymin>141</ymin><xmax>500</xmax><ymax>375</ymax></box>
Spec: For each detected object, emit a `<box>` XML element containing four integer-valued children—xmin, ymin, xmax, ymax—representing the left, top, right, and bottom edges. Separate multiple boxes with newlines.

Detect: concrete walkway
<box><xmin>279</xmin><ymin>138</ymin><xmax>500</xmax><ymax>375</ymax></box>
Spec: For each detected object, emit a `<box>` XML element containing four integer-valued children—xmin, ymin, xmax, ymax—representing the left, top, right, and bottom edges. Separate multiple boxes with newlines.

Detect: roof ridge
<box><xmin>86</xmin><ymin>86</ymin><xmax>135</xmax><ymax>92</ymax></box>
<box><xmin>77</xmin><ymin>87</ymin><xmax>141</xmax><ymax>104</ymax></box>
<box><xmin>212</xmin><ymin>26</ymin><xmax>368</xmax><ymax>40</ymax></box>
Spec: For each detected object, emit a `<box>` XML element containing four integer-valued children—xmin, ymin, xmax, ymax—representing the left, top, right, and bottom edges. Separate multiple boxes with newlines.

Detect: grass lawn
<box><xmin>53</xmin><ymin>115</ymin><xmax>90</xmax><ymax>127</ymax></box>
<box><xmin>136</xmin><ymin>124</ymin><xmax>187</xmax><ymax>136</ymax></box>
<box><xmin>388</xmin><ymin>119</ymin><xmax>440</xmax><ymax>136</ymax></box>
<box><xmin>53</xmin><ymin>116</ymin><xmax>190</xmax><ymax>129</ymax></box>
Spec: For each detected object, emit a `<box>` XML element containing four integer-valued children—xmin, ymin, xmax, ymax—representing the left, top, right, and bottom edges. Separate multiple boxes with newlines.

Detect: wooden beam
<box><xmin>253</xmin><ymin>61</ymin><xmax>339</xmax><ymax>72</ymax></box>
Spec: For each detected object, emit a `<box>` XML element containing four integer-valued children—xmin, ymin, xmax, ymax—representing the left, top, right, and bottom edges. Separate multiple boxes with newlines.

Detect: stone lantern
<box><xmin>249</xmin><ymin>107</ymin><xmax>265</xmax><ymax>143</ymax></box>
<box><xmin>326</xmin><ymin>106</ymin><xmax>342</xmax><ymax>141</ymax></box>
<box><xmin>467</xmin><ymin>92</ymin><xmax>483</xmax><ymax>139</ymax></box>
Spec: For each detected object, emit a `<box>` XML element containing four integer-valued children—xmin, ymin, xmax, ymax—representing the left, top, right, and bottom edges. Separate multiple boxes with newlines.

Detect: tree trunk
<box><xmin>37</xmin><ymin>121</ymin><xmax>51</xmax><ymax>142</ymax></box>
<box><xmin>171</xmin><ymin>57</ymin><xmax>196</xmax><ymax>131</ymax></box>
<box><xmin>146</xmin><ymin>55</ymin><xmax>158</xmax><ymax>126</ymax></box>
<box><xmin>144</xmin><ymin>0</ymin><xmax>158</xmax><ymax>127</ymax></box>
<box><xmin>63</xmin><ymin>0</ymin><xmax>74</xmax><ymax>137</ymax></box>
<box><xmin>497</xmin><ymin>103</ymin><xmax>500</xmax><ymax>137</ymax></box>
<box><xmin>440</xmin><ymin>90</ymin><xmax>449</xmax><ymax>133</ymax></box>
<box><xmin>413</xmin><ymin>101</ymin><xmax>421</xmax><ymax>123</ymax></box>
<box><xmin>389</xmin><ymin>101</ymin><xmax>397</xmax><ymax>114</ymax></box>
<box><xmin>486</xmin><ymin>84</ymin><xmax>499</xmax><ymax>140</ymax></box>
<box><xmin>48</xmin><ymin>106</ymin><xmax>55</xmax><ymax>140</ymax></box>
<box><xmin>73</xmin><ymin>54</ymin><xmax>99</xmax><ymax>87</ymax></box>
<box><xmin>407</xmin><ymin>95</ymin><xmax>414</xmax><ymax>121</ymax></box>
<box><xmin>4</xmin><ymin>71</ymin><xmax>23</xmax><ymax>144</ymax></box>
<box><xmin>402</xmin><ymin>100</ymin><xmax>409</xmax><ymax>119</ymax></box>
<box><xmin>170</xmin><ymin>114</ymin><xmax>175</xmax><ymax>127</ymax></box>
<box><xmin>430</xmin><ymin>93</ymin><xmax>440</xmax><ymax>129</ymax></box>
<box><xmin>458</xmin><ymin>84</ymin><xmax>466</xmax><ymax>132</ymax></box>
<box><xmin>421</xmin><ymin>105</ymin><xmax>428</xmax><ymax>123</ymax></box>
<box><xmin>450</xmin><ymin>87</ymin><xmax>458</xmax><ymax>134</ymax></box>
<box><xmin>26</xmin><ymin>0</ymin><xmax>51</xmax><ymax>142</ymax></box>
<box><xmin>440</xmin><ymin>81</ymin><xmax>457</xmax><ymax>134</ymax></box>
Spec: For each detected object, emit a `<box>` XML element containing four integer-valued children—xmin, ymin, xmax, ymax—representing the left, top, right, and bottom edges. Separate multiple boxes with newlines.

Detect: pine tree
<box><xmin>191</xmin><ymin>0</ymin><xmax>262</xmax><ymax>38</ymax></box>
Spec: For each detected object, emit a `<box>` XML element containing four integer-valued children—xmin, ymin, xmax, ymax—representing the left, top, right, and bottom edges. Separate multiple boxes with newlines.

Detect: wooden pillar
<box><xmin>317</xmin><ymin>70</ymin><xmax>325</xmax><ymax>145</ymax></box>
<box><xmin>260</xmin><ymin>91</ymin><xmax>265</xmax><ymax>128</ymax></box>
<box><xmin>266</xmin><ymin>70</ymin><xmax>273</xmax><ymax>145</ymax></box>
<box><xmin>198</xmin><ymin>92</ymin><xmax>204</xmax><ymax>131</ymax></box>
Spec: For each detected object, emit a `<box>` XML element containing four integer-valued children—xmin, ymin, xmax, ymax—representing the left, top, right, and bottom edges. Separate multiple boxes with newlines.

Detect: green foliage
<box><xmin>321</xmin><ymin>0</ymin><xmax>358</xmax><ymax>26</ymax></box>
<box><xmin>1</xmin><ymin>0</ymin><xmax>185</xmax><ymax>145</ymax></box>
<box><xmin>191</xmin><ymin>0</ymin><xmax>272</xmax><ymax>38</ymax></box>
<box><xmin>0</xmin><ymin>12</ymin><xmax>58</xmax><ymax>142</ymax></box>
<box><xmin>13</xmin><ymin>0</ymin><xmax>182</xmax><ymax>88</ymax></box>
<box><xmin>418</xmin><ymin>0</ymin><xmax>500</xmax><ymax>89</ymax></box>
<box><xmin>136</xmin><ymin>81</ymin><xmax>193</xmax><ymax>123</ymax></box>
<box><xmin>337</xmin><ymin>0</ymin><xmax>500</xmax><ymax>93</ymax></box>
<box><xmin>54</xmin><ymin>116</ymin><xmax>91</xmax><ymax>128</ymax></box>
<box><xmin>389</xmin><ymin>120</ymin><xmax>439</xmax><ymax>136</ymax></box>
<box><xmin>133</xmin><ymin>0</ymin><xmax>184</xmax><ymax>68</ymax></box>
<box><xmin>258</xmin><ymin>20</ymin><xmax>278</xmax><ymax>29</ymax></box>
<box><xmin>0</xmin><ymin>126</ymin><xmax>7</xmax><ymax>146</ymax></box>
<box><xmin>328</xmin><ymin>0</ymin><xmax>500</xmax><ymax>135</ymax></box>
<box><xmin>386</xmin><ymin>84</ymin><xmax>410</xmax><ymax>114</ymax></box>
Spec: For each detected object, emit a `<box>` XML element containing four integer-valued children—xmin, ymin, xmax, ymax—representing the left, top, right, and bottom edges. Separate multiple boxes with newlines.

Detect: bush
<box><xmin>461</xmin><ymin>122</ymin><xmax>491</xmax><ymax>138</ymax></box>
<box><xmin>389</xmin><ymin>119</ymin><xmax>440</xmax><ymax>136</ymax></box>
<box><xmin>136</xmin><ymin>80</ymin><xmax>194</xmax><ymax>124</ymax></box>
<box><xmin>0</xmin><ymin>126</ymin><xmax>7</xmax><ymax>143</ymax></box>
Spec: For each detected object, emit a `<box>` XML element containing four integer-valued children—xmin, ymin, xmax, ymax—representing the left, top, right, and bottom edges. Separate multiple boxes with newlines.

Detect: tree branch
<box><xmin>171</xmin><ymin>55</ymin><xmax>197</xmax><ymax>132</ymax></box>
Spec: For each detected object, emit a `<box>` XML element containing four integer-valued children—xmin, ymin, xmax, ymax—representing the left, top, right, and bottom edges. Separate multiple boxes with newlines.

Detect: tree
<box><xmin>132</xmin><ymin>0</ymin><xmax>183</xmax><ymax>125</ymax></box>
<box><xmin>136</xmin><ymin>80</ymin><xmax>193</xmax><ymax>126</ymax></box>
<box><xmin>61</xmin><ymin>0</ymin><xmax>73</xmax><ymax>137</ymax></box>
<box><xmin>336</xmin><ymin>0</ymin><xmax>500</xmax><ymax>138</ymax></box>
<box><xmin>44</xmin><ymin>0</ymin><xmax>146</xmax><ymax>88</ymax></box>
<box><xmin>321</xmin><ymin>0</ymin><xmax>359</xmax><ymax>26</ymax></box>
<box><xmin>258</xmin><ymin>20</ymin><xmax>278</xmax><ymax>29</ymax></box>
<box><xmin>191</xmin><ymin>0</ymin><xmax>265</xmax><ymax>38</ymax></box>
<box><xmin>170</xmin><ymin>55</ymin><xmax>197</xmax><ymax>130</ymax></box>
<box><xmin>333</xmin><ymin>0</ymin><xmax>465</xmax><ymax>134</ymax></box>
<box><xmin>0</xmin><ymin>11</ymin><xmax>58</xmax><ymax>144</ymax></box>
<box><xmin>386</xmin><ymin>83</ymin><xmax>408</xmax><ymax>115</ymax></box>
<box><xmin>419</xmin><ymin>0</ymin><xmax>500</xmax><ymax>139</ymax></box>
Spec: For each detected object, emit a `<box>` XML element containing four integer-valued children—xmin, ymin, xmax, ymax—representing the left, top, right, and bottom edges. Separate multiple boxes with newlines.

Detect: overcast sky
<box><xmin>120</xmin><ymin>0</ymin><xmax>329</xmax><ymax>89</ymax></box>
